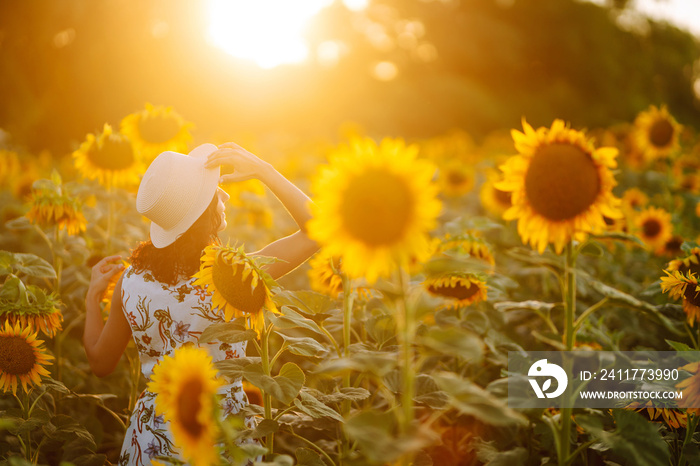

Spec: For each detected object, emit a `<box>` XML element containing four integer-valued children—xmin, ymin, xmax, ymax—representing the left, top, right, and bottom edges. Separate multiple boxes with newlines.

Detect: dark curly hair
<box><xmin>129</xmin><ymin>193</ymin><xmax>221</xmax><ymax>285</ymax></box>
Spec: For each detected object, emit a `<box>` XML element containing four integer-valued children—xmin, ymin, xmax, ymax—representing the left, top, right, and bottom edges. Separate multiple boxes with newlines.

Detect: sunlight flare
<box><xmin>207</xmin><ymin>0</ymin><xmax>333</xmax><ymax>69</ymax></box>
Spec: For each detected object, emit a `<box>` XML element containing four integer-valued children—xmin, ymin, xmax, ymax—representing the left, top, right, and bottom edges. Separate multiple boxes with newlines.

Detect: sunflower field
<box><xmin>3</xmin><ymin>0</ymin><xmax>700</xmax><ymax>465</ymax></box>
<box><xmin>1</xmin><ymin>101</ymin><xmax>700</xmax><ymax>465</ymax></box>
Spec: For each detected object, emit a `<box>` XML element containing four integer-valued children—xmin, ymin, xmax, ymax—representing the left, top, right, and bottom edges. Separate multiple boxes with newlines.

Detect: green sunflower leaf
<box><xmin>293</xmin><ymin>390</ymin><xmax>344</xmax><ymax>422</ymax></box>
<box><xmin>243</xmin><ymin>362</ymin><xmax>305</xmax><ymax>406</ymax></box>
<box><xmin>0</xmin><ymin>251</ymin><xmax>57</xmax><ymax>279</ymax></box>
<box><xmin>267</xmin><ymin>306</ymin><xmax>323</xmax><ymax>335</ymax></box>
<box><xmin>295</xmin><ymin>447</ymin><xmax>327</xmax><ymax>466</ymax></box>
<box><xmin>433</xmin><ymin>372</ymin><xmax>527</xmax><ymax>427</ymax></box>
<box><xmin>199</xmin><ymin>321</ymin><xmax>257</xmax><ymax>344</ymax></box>
<box><xmin>276</xmin><ymin>332</ymin><xmax>328</xmax><ymax>358</ymax></box>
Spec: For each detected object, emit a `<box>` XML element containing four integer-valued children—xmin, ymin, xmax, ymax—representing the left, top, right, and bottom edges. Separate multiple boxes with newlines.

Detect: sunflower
<box><xmin>120</xmin><ymin>103</ymin><xmax>193</xmax><ymax>162</ymax></box>
<box><xmin>423</xmin><ymin>274</ymin><xmax>488</xmax><ymax>309</ymax></box>
<box><xmin>633</xmin><ymin>105</ymin><xmax>682</xmax><ymax>162</ymax></box>
<box><xmin>660</xmin><ymin>235</ymin><xmax>685</xmax><ymax>258</ymax></box>
<box><xmin>496</xmin><ymin>119</ymin><xmax>621</xmax><ymax>254</ymax></box>
<box><xmin>678</xmin><ymin>173</ymin><xmax>700</xmax><ymax>194</ymax></box>
<box><xmin>602</xmin><ymin>213</ymin><xmax>628</xmax><ymax>234</ymax></box>
<box><xmin>307</xmin><ymin>251</ymin><xmax>373</xmax><ymax>300</ymax></box>
<box><xmin>634</xmin><ymin>206</ymin><xmax>673</xmax><ymax>253</ymax></box>
<box><xmin>479</xmin><ymin>169</ymin><xmax>512</xmax><ymax>218</ymax></box>
<box><xmin>625</xmin><ymin>400</ymin><xmax>687</xmax><ymax>429</ymax></box>
<box><xmin>660</xmin><ymin>270</ymin><xmax>700</xmax><ymax>326</ymax></box>
<box><xmin>0</xmin><ymin>321</ymin><xmax>54</xmax><ymax>394</ymax></box>
<box><xmin>421</xmin><ymin>130</ymin><xmax>478</xmax><ymax>164</ymax></box>
<box><xmin>307</xmin><ymin>137</ymin><xmax>442</xmax><ymax>283</ymax></box>
<box><xmin>437</xmin><ymin>160</ymin><xmax>475</xmax><ymax>197</ymax></box>
<box><xmin>0</xmin><ymin>287</ymin><xmax>63</xmax><ymax>338</ymax></box>
<box><xmin>72</xmin><ymin>123</ymin><xmax>141</xmax><ymax>188</ymax></box>
<box><xmin>193</xmin><ymin>244</ymin><xmax>278</xmax><ymax>337</ymax></box>
<box><xmin>148</xmin><ymin>346</ymin><xmax>223</xmax><ymax>466</ymax></box>
<box><xmin>308</xmin><ymin>251</ymin><xmax>344</xmax><ymax>298</ymax></box>
<box><xmin>26</xmin><ymin>184</ymin><xmax>87</xmax><ymax>236</ymax></box>
<box><xmin>621</xmin><ymin>188</ymin><xmax>649</xmax><ymax>213</ymax></box>
<box><xmin>678</xmin><ymin>361</ymin><xmax>700</xmax><ymax>416</ymax></box>
<box><xmin>437</xmin><ymin>232</ymin><xmax>495</xmax><ymax>267</ymax></box>
<box><xmin>667</xmin><ymin>247</ymin><xmax>700</xmax><ymax>274</ymax></box>
<box><xmin>672</xmin><ymin>153</ymin><xmax>700</xmax><ymax>181</ymax></box>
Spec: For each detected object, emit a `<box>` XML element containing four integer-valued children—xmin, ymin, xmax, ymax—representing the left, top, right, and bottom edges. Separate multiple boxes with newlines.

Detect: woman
<box><xmin>83</xmin><ymin>142</ymin><xmax>318</xmax><ymax>465</ymax></box>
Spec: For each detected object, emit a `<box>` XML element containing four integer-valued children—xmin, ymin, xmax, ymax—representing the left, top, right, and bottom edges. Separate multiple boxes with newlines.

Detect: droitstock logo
<box><xmin>528</xmin><ymin>359</ymin><xmax>568</xmax><ymax>399</ymax></box>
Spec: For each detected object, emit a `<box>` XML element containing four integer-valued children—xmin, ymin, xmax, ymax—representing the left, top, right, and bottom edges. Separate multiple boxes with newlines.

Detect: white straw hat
<box><xmin>136</xmin><ymin>143</ymin><xmax>220</xmax><ymax>248</ymax></box>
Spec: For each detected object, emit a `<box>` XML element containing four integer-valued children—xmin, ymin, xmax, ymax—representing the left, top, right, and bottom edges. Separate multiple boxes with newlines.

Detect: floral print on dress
<box><xmin>118</xmin><ymin>266</ymin><xmax>257</xmax><ymax>466</ymax></box>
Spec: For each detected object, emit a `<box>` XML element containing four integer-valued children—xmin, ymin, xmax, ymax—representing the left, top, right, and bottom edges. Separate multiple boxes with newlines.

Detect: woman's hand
<box><xmin>205</xmin><ymin>142</ymin><xmax>272</xmax><ymax>184</ymax></box>
<box><xmin>87</xmin><ymin>255</ymin><xmax>125</xmax><ymax>303</ymax></box>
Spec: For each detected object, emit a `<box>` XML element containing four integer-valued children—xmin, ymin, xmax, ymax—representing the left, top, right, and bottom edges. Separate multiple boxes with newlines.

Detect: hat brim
<box><xmin>149</xmin><ymin>143</ymin><xmax>220</xmax><ymax>248</ymax></box>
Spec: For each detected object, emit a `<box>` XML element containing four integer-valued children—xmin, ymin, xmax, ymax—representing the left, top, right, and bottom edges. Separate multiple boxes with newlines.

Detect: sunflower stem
<box><xmin>395</xmin><ymin>267</ymin><xmax>415</xmax><ymax>465</ymax></box>
<box><xmin>260</xmin><ymin>322</ymin><xmax>274</xmax><ymax>459</ymax></box>
<box><xmin>564</xmin><ymin>242</ymin><xmax>577</xmax><ymax>350</ymax></box>
<box><xmin>558</xmin><ymin>241</ymin><xmax>577</xmax><ymax>466</ymax></box>
<box><xmin>340</xmin><ymin>273</ymin><xmax>354</xmax><ymax>464</ymax></box>
<box><xmin>24</xmin><ymin>391</ymin><xmax>33</xmax><ymax>461</ymax></box>
<box><xmin>53</xmin><ymin>226</ymin><xmax>63</xmax><ymax>293</ymax></box>
<box><xmin>341</xmin><ymin>273</ymin><xmax>354</xmax><ymax>361</ymax></box>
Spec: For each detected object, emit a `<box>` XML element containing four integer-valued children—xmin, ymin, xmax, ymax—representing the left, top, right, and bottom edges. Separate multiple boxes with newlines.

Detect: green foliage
<box><xmin>577</xmin><ymin>410</ymin><xmax>670</xmax><ymax>465</ymax></box>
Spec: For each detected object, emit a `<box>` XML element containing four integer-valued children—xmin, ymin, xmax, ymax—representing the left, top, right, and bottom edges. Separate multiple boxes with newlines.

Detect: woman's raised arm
<box><xmin>206</xmin><ymin>143</ymin><xmax>319</xmax><ymax>279</ymax></box>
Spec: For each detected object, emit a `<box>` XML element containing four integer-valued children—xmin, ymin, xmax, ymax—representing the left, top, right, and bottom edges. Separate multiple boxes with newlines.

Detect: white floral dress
<box><xmin>117</xmin><ymin>266</ymin><xmax>256</xmax><ymax>466</ymax></box>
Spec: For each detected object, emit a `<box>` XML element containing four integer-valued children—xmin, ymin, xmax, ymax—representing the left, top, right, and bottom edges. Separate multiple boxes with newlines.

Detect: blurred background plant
<box><xmin>2</xmin><ymin>0</ymin><xmax>700</xmax><ymax>465</ymax></box>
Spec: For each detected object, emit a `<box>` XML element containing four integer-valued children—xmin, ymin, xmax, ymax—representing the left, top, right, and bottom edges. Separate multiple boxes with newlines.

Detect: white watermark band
<box><xmin>507</xmin><ymin>351</ymin><xmax>700</xmax><ymax>409</ymax></box>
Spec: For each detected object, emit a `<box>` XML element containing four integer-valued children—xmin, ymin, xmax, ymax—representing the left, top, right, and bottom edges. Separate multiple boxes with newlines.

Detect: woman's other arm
<box><xmin>83</xmin><ymin>255</ymin><xmax>132</xmax><ymax>377</ymax></box>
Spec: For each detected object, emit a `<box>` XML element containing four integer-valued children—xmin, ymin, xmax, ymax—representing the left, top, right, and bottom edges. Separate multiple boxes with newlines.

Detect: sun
<box><xmin>207</xmin><ymin>0</ymin><xmax>333</xmax><ymax>69</ymax></box>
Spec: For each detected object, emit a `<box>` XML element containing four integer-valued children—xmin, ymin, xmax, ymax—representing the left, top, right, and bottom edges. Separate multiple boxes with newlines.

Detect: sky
<box><xmin>589</xmin><ymin>0</ymin><xmax>700</xmax><ymax>37</ymax></box>
<box><xmin>634</xmin><ymin>0</ymin><xmax>700</xmax><ymax>36</ymax></box>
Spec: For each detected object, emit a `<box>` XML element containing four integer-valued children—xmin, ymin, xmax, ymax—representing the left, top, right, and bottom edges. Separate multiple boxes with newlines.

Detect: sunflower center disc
<box><xmin>524</xmin><ymin>143</ymin><xmax>600</xmax><ymax>221</ymax></box>
<box><xmin>664</xmin><ymin>237</ymin><xmax>683</xmax><ymax>255</ymax></box>
<box><xmin>138</xmin><ymin>115</ymin><xmax>181</xmax><ymax>144</ymax></box>
<box><xmin>649</xmin><ymin>119</ymin><xmax>674</xmax><ymax>148</ymax></box>
<box><xmin>677</xmin><ymin>259</ymin><xmax>700</xmax><ymax>276</ymax></box>
<box><xmin>684</xmin><ymin>285</ymin><xmax>700</xmax><ymax>307</ymax></box>
<box><xmin>177</xmin><ymin>377</ymin><xmax>205</xmax><ymax>438</ymax></box>
<box><xmin>642</xmin><ymin>219</ymin><xmax>661</xmax><ymax>238</ymax></box>
<box><xmin>340</xmin><ymin>169</ymin><xmax>413</xmax><ymax>246</ymax></box>
<box><xmin>447</xmin><ymin>170</ymin><xmax>468</xmax><ymax>187</ymax></box>
<box><xmin>429</xmin><ymin>280</ymin><xmax>480</xmax><ymax>300</ymax></box>
<box><xmin>211</xmin><ymin>256</ymin><xmax>265</xmax><ymax>315</ymax></box>
<box><xmin>0</xmin><ymin>336</ymin><xmax>37</xmax><ymax>375</ymax></box>
<box><xmin>88</xmin><ymin>136</ymin><xmax>135</xmax><ymax>170</ymax></box>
